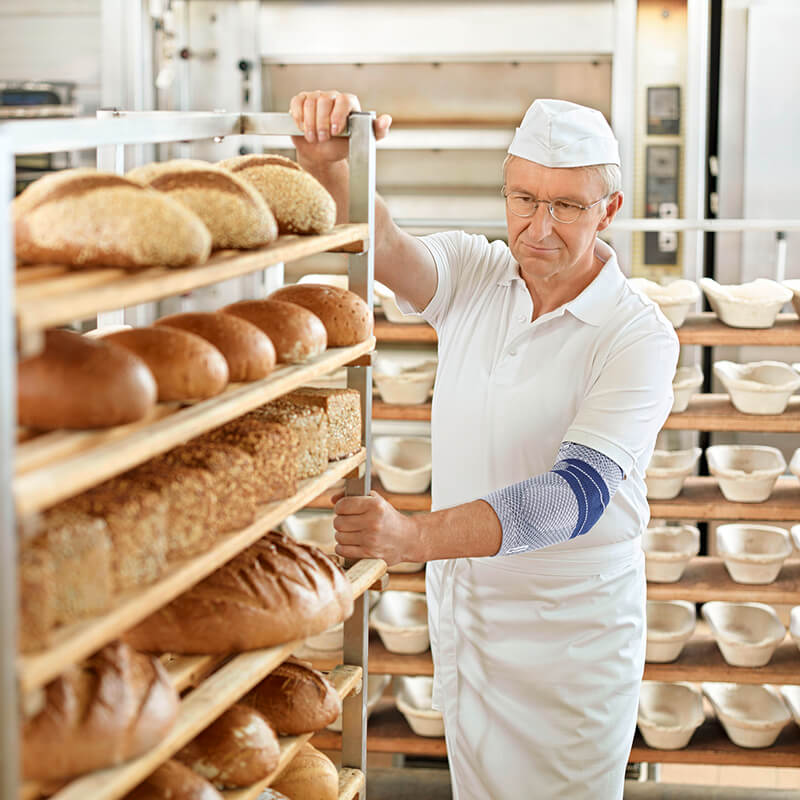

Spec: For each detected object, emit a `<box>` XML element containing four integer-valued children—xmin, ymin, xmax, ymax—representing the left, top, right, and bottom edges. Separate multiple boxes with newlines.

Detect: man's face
<box><xmin>504</xmin><ymin>158</ymin><xmax>619</xmax><ymax>284</ymax></box>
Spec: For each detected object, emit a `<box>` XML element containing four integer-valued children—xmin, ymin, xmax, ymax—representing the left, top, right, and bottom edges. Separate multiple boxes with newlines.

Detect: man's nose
<box><xmin>525</xmin><ymin>203</ymin><xmax>554</xmax><ymax>239</ymax></box>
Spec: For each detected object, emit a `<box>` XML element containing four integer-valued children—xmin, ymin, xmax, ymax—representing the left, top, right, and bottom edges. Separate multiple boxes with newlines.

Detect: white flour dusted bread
<box><xmin>217</xmin><ymin>154</ymin><xmax>336</xmax><ymax>234</ymax></box>
<box><xmin>13</xmin><ymin>168</ymin><xmax>211</xmax><ymax>268</ymax></box>
<box><xmin>127</xmin><ymin>159</ymin><xmax>278</xmax><ymax>250</ymax></box>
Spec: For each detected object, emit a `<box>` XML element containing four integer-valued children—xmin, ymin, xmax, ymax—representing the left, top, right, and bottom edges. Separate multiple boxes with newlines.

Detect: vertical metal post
<box><xmin>0</xmin><ymin>133</ymin><xmax>19</xmax><ymax>800</ymax></box>
<box><xmin>776</xmin><ymin>231</ymin><xmax>787</xmax><ymax>284</ymax></box>
<box><xmin>342</xmin><ymin>111</ymin><xmax>376</xmax><ymax>786</ymax></box>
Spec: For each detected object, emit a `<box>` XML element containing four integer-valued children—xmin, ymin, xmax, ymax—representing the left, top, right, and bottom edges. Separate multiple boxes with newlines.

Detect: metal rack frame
<box><xmin>0</xmin><ymin>109</ymin><xmax>376</xmax><ymax>800</ymax></box>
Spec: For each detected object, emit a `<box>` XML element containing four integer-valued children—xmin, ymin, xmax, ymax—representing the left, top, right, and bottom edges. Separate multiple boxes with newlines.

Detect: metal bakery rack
<box><xmin>0</xmin><ymin>110</ymin><xmax>387</xmax><ymax>800</ymax></box>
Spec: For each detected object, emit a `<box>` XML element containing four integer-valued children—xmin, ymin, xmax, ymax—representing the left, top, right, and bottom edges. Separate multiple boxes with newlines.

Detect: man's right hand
<box><xmin>288</xmin><ymin>90</ymin><xmax>392</xmax><ymax>165</ymax></box>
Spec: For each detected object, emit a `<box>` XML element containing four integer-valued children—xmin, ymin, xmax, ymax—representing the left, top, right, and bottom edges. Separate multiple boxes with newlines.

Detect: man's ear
<box><xmin>597</xmin><ymin>191</ymin><xmax>623</xmax><ymax>233</ymax></box>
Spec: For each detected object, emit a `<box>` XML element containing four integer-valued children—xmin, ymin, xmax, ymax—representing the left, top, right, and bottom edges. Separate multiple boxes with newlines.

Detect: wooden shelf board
<box><xmin>161</xmin><ymin>653</ymin><xmax>229</xmax><ymax>693</ymax></box>
<box><xmin>676</xmin><ymin>313</ymin><xmax>800</xmax><ymax>347</ymax></box>
<box><xmin>373</xmin><ymin>401</ymin><xmax>432</xmax><ymax>421</ymax></box>
<box><xmin>308</xmin><ymin>477</ymin><xmax>431</xmax><ymax>512</ymax></box>
<box><xmin>15</xmin><ymin>224</ymin><xmax>369</xmax><ymax>333</ymax></box>
<box><xmin>664</xmin><ymin>395</ymin><xmax>800</xmax><ymax>432</ymax></box>
<box><xmin>14</xmin><ymin>339</ymin><xmax>375</xmax><ymax>515</ymax></box>
<box><xmin>647</xmin><ymin>557</ymin><xmax>800</xmax><ymax>603</ymax></box>
<box><xmin>374</xmin><ymin>317</ymin><xmax>437</xmax><ymax>344</ymax></box>
<box><xmin>18</xmin><ymin>451</ymin><xmax>366</xmax><ymax>693</ymax></box>
<box><xmin>648</xmin><ymin>476</ymin><xmax>800</xmax><ymax>521</ymax></box>
<box><xmin>386</xmin><ymin>569</ymin><xmax>426</xmax><ymax>592</ymax></box>
<box><xmin>306</xmin><ymin>631</ymin><xmax>434</xmax><ymax>677</ymax></box>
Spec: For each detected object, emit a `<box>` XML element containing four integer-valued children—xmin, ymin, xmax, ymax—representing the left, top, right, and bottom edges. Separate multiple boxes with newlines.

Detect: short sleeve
<box><xmin>564</xmin><ymin>323</ymin><xmax>679</xmax><ymax>477</ymax></box>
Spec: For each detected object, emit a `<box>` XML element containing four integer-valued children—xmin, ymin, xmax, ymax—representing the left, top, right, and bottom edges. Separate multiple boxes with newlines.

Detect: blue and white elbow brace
<box><xmin>483</xmin><ymin>442</ymin><xmax>623</xmax><ymax>556</ymax></box>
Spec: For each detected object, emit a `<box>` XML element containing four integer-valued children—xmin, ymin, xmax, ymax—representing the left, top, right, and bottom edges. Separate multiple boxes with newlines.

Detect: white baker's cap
<box><xmin>508</xmin><ymin>99</ymin><xmax>620</xmax><ymax>168</ymax></box>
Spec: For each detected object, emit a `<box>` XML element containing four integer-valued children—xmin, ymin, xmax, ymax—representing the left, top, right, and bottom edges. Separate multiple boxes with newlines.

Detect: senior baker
<box><xmin>290</xmin><ymin>90</ymin><xmax>679</xmax><ymax>799</ymax></box>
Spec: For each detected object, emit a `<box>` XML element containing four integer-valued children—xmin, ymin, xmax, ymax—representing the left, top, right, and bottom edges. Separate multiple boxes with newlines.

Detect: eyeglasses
<box><xmin>502</xmin><ymin>189</ymin><xmax>608</xmax><ymax>224</ymax></box>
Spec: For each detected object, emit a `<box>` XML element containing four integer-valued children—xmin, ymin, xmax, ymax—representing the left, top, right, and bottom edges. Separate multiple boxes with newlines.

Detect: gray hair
<box><xmin>502</xmin><ymin>154</ymin><xmax>622</xmax><ymax>200</ymax></box>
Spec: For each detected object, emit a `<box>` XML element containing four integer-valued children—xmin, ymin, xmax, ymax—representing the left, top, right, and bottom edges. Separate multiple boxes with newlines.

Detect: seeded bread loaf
<box><xmin>221</xmin><ymin>299</ymin><xmax>327</xmax><ymax>364</ymax></box>
<box><xmin>288</xmin><ymin>387</ymin><xmax>362</xmax><ymax>460</ymax></box>
<box><xmin>126</xmin><ymin>159</ymin><xmax>278</xmax><ymax>250</ymax></box>
<box><xmin>154</xmin><ymin>311</ymin><xmax>276</xmax><ymax>382</ymax></box>
<box><xmin>104</xmin><ymin>327</ymin><xmax>229</xmax><ymax>402</ymax></box>
<box><xmin>124</xmin><ymin>530</ymin><xmax>353</xmax><ymax>653</ymax></box>
<box><xmin>22</xmin><ymin>642</ymin><xmax>180</xmax><ymax>782</ymax></box>
<box><xmin>270</xmin><ymin>743</ymin><xmax>338</xmax><ymax>800</ymax></box>
<box><xmin>18</xmin><ymin>329</ymin><xmax>157</xmax><ymax>430</ymax></box>
<box><xmin>18</xmin><ymin>546</ymin><xmax>55</xmax><ymax>652</ymax></box>
<box><xmin>175</xmin><ymin>704</ymin><xmax>280</xmax><ymax>789</ymax></box>
<box><xmin>244</xmin><ymin>661</ymin><xmax>341</xmax><ymax>734</ymax></box>
<box><xmin>13</xmin><ymin>168</ymin><xmax>212</xmax><ymax>268</ymax></box>
<box><xmin>217</xmin><ymin>154</ymin><xmax>336</xmax><ymax>234</ymax></box>
<box><xmin>268</xmin><ymin>284</ymin><xmax>373</xmax><ymax>346</ymax></box>
<box><xmin>124</xmin><ymin>760</ymin><xmax>223</xmax><ymax>800</ymax></box>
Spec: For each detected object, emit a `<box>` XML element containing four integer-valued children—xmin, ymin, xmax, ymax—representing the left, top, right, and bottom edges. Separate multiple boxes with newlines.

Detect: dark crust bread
<box><xmin>124</xmin><ymin>760</ymin><xmax>223</xmax><ymax>800</ymax></box>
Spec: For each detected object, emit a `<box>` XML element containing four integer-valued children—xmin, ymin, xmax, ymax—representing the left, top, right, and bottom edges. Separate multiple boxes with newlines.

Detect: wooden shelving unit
<box><xmin>386</xmin><ymin>570</ymin><xmax>426</xmax><ymax>592</ymax></box>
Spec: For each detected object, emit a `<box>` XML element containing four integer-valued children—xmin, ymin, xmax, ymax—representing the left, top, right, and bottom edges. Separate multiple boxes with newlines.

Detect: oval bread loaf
<box><xmin>18</xmin><ymin>329</ymin><xmax>157</xmax><ymax>429</ymax></box>
<box><xmin>154</xmin><ymin>311</ymin><xmax>276</xmax><ymax>382</ymax></box>
<box><xmin>268</xmin><ymin>283</ymin><xmax>373</xmax><ymax>346</ymax></box>
<box><xmin>270</xmin><ymin>743</ymin><xmax>338</xmax><ymax>800</ymax></box>
<box><xmin>174</xmin><ymin>704</ymin><xmax>279</xmax><ymax>789</ymax></box>
<box><xmin>126</xmin><ymin>159</ymin><xmax>278</xmax><ymax>250</ymax></box>
<box><xmin>244</xmin><ymin>661</ymin><xmax>341</xmax><ymax>734</ymax></box>
<box><xmin>104</xmin><ymin>327</ymin><xmax>229</xmax><ymax>401</ymax></box>
<box><xmin>217</xmin><ymin>154</ymin><xmax>336</xmax><ymax>234</ymax></box>
<box><xmin>13</xmin><ymin>168</ymin><xmax>212</xmax><ymax>268</ymax></box>
<box><xmin>221</xmin><ymin>299</ymin><xmax>327</xmax><ymax>363</ymax></box>
<box><xmin>124</xmin><ymin>760</ymin><xmax>223</xmax><ymax>800</ymax></box>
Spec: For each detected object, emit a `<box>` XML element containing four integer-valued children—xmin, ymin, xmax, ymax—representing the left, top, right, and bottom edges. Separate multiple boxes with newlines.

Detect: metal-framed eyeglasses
<box><xmin>502</xmin><ymin>189</ymin><xmax>609</xmax><ymax>224</ymax></box>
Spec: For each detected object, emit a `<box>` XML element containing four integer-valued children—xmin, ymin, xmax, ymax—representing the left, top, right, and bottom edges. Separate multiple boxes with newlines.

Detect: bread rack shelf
<box><xmin>15</xmin><ymin>223</ymin><xmax>368</xmax><ymax>336</ymax></box>
<box><xmin>15</xmin><ymin>338</ymin><xmax>375</xmax><ymax>516</ymax></box>
<box><xmin>386</xmin><ymin>571</ymin><xmax>427</xmax><ymax>592</ymax></box>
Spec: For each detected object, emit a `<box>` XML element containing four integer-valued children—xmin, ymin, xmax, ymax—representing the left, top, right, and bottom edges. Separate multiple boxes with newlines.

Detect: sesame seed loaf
<box><xmin>18</xmin><ymin>545</ymin><xmax>55</xmax><ymax>652</ymax></box>
<box><xmin>124</xmin><ymin>530</ymin><xmax>353</xmax><ymax>653</ymax></box>
<box><xmin>13</xmin><ymin>168</ymin><xmax>212</xmax><ymax>268</ymax></box>
<box><xmin>246</xmin><ymin>399</ymin><xmax>328</xmax><ymax>480</ymax></box>
<box><xmin>267</xmin><ymin>283</ymin><xmax>373</xmax><ymax>346</ymax></box>
<box><xmin>287</xmin><ymin>387</ymin><xmax>362</xmax><ymax>460</ymax></box>
<box><xmin>217</xmin><ymin>154</ymin><xmax>336</xmax><ymax>234</ymax></box>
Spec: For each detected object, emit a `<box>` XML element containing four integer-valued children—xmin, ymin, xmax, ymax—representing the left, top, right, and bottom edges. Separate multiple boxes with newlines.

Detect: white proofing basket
<box><xmin>703</xmin><ymin>683</ymin><xmax>791</xmax><ymax>748</ymax></box>
<box><xmin>713</xmin><ymin>360</ymin><xmax>800</xmax><ymax>415</ymax></box>
<box><xmin>326</xmin><ymin>674</ymin><xmax>391</xmax><ymax>732</ymax></box>
<box><xmin>645</xmin><ymin>448</ymin><xmax>701</xmax><ymax>500</ymax></box>
<box><xmin>375</xmin><ymin>284</ymin><xmax>424</xmax><ymax>323</ymax></box>
<box><xmin>637</xmin><ymin>682</ymin><xmax>705</xmax><ymax>750</ymax></box>
<box><xmin>716</xmin><ymin>524</ymin><xmax>793</xmax><ymax>584</ymax></box>
<box><xmin>645</xmin><ymin>600</ymin><xmax>696</xmax><ymax>663</ymax></box>
<box><xmin>282</xmin><ymin>511</ymin><xmax>337</xmax><ymax>555</ymax></box>
<box><xmin>672</xmin><ymin>365</ymin><xmax>704</xmax><ymax>413</ymax></box>
<box><xmin>706</xmin><ymin>445</ymin><xmax>786</xmax><ymax>503</ymax></box>
<box><xmin>701</xmin><ymin>601</ymin><xmax>786</xmax><ymax>667</ymax></box>
<box><xmin>780</xmin><ymin>684</ymin><xmax>800</xmax><ymax>729</ymax></box>
<box><xmin>642</xmin><ymin>525</ymin><xmax>700</xmax><ymax>583</ymax></box>
<box><xmin>699</xmin><ymin>278</ymin><xmax>793</xmax><ymax>328</ymax></box>
<box><xmin>370</xmin><ymin>591</ymin><xmax>430</xmax><ymax>654</ymax></box>
<box><xmin>628</xmin><ymin>278</ymin><xmax>700</xmax><ymax>328</ymax></box>
<box><xmin>373</xmin><ymin>356</ymin><xmax>437</xmax><ymax>405</ymax></box>
<box><xmin>395</xmin><ymin>676</ymin><xmax>445</xmax><ymax>737</ymax></box>
<box><xmin>372</xmin><ymin>436</ymin><xmax>432</xmax><ymax>493</ymax></box>
<box><xmin>789</xmin><ymin>605</ymin><xmax>800</xmax><ymax>654</ymax></box>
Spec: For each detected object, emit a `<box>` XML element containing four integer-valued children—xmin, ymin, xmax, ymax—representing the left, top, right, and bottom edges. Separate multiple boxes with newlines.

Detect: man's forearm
<box><xmin>412</xmin><ymin>500</ymin><xmax>502</xmax><ymax>562</ymax></box>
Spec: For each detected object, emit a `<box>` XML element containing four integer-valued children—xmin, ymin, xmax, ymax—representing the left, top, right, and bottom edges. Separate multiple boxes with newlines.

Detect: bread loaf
<box><xmin>268</xmin><ymin>284</ymin><xmax>373</xmax><ymax>346</ymax></box>
<box><xmin>154</xmin><ymin>312</ymin><xmax>276</xmax><ymax>382</ymax></box>
<box><xmin>288</xmin><ymin>387</ymin><xmax>362</xmax><ymax>460</ymax></box>
<box><xmin>124</xmin><ymin>530</ymin><xmax>353</xmax><ymax>654</ymax></box>
<box><xmin>217</xmin><ymin>154</ymin><xmax>336</xmax><ymax>234</ymax></box>
<box><xmin>125</xmin><ymin>760</ymin><xmax>223</xmax><ymax>800</ymax></box>
<box><xmin>126</xmin><ymin>159</ymin><xmax>278</xmax><ymax>250</ymax></box>
<box><xmin>22</xmin><ymin>642</ymin><xmax>179</xmax><ymax>782</ymax></box>
<box><xmin>104</xmin><ymin>327</ymin><xmax>229</xmax><ymax>402</ymax></box>
<box><xmin>244</xmin><ymin>662</ymin><xmax>341</xmax><ymax>734</ymax></box>
<box><xmin>221</xmin><ymin>299</ymin><xmax>327</xmax><ymax>364</ymax></box>
<box><xmin>175</xmin><ymin>704</ymin><xmax>280</xmax><ymax>789</ymax></box>
<box><xmin>270</xmin><ymin>743</ymin><xmax>338</xmax><ymax>800</ymax></box>
<box><xmin>18</xmin><ymin>546</ymin><xmax>55</xmax><ymax>652</ymax></box>
<box><xmin>18</xmin><ymin>329</ymin><xmax>157</xmax><ymax>430</ymax></box>
<box><xmin>13</xmin><ymin>168</ymin><xmax>211</xmax><ymax>268</ymax></box>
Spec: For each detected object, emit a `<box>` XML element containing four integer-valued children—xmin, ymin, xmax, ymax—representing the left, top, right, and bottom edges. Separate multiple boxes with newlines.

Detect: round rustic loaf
<box><xmin>244</xmin><ymin>661</ymin><xmax>341</xmax><ymax>734</ymax></box>
<box><xmin>104</xmin><ymin>327</ymin><xmax>229</xmax><ymax>401</ymax></box>
<box><xmin>125</xmin><ymin>760</ymin><xmax>223</xmax><ymax>800</ymax></box>
<box><xmin>174</xmin><ymin>704</ymin><xmax>280</xmax><ymax>789</ymax></box>
<box><xmin>268</xmin><ymin>283</ymin><xmax>373</xmax><ymax>346</ymax></box>
<box><xmin>18</xmin><ymin>329</ymin><xmax>157</xmax><ymax>429</ymax></box>
<box><xmin>13</xmin><ymin>168</ymin><xmax>211</xmax><ymax>268</ymax></box>
<box><xmin>217</xmin><ymin>154</ymin><xmax>336</xmax><ymax>234</ymax></box>
<box><xmin>270</xmin><ymin>743</ymin><xmax>338</xmax><ymax>800</ymax></box>
<box><xmin>221</xmin><ymin>299</ymin><xmax>327</xmax><ymax>363</ymax></box>
<box><xmin>154</xmin><ymin>311</ymin><xmax>276</xmax><ymax>382</ymax></box>
<box><xmin>126</xmin><ymin>159</ymin><xmax>278</xmax><ymax>250</ymax></box>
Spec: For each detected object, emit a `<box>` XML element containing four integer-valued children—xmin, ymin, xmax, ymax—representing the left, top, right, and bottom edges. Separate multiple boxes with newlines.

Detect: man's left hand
<box><xmin>332</xmin><ymin>490</ymin><xmax>423</xmax><ymax>566</ymax></box>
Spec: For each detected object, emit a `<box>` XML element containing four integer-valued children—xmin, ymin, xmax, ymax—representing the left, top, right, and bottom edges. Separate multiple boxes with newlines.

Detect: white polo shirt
<box><xmin>400</xmin><ymin>230</ymin><xmax>679</xmax><ymax>552</ymax></box>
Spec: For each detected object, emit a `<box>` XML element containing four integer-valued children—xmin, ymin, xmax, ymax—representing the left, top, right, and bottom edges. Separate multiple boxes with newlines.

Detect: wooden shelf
<box><xmin>15</xmin><ymin>223</ymin><xmax>369</xmax><ymax>335</ymax></box>
<box><xmin>373</xmin><ymin>400</ymin><xmax>432</xmax><ymax>421</ymax></box>
<box><xmin>648</xmin><ymin>476</ymin><xmax>800</xmax><ymax>521</ymax></box>
<box><xmin>386</xmin><ymin>570</ymin><xmax>426</xmax><ymax>592</ymax></box>
<box><xmin>308</xmin><ymin>476</ymin><xmax>432</xmax><ymax>512</ymax></box>
<box><xmin>664</xmin><ymin>395</ymin><xmax>800</xmax><ymax>432</ymax></box>
<box><xmin>18</xmin><ymin>451</ymin><xmax>369</xmax><ymax>693</ymax></box>
<box><xmin>306</xmin><ymin>632</ymin><xmax>434</xmax><ymax>677</ymax></box>
<box><xmin>14</xmin><ymin>338</ymin><xmax>375</xmax><ymax>515</ymax></box>
<box><xmin>647</xmin><ymin>557</ymin><xmax>800</xmax><ymax>603</ymax></box>
<box><xmin>374</xmin><ymin>317</ymin><xmax>437</xmax><ymax>344</ymax></box>
<box><xmin>676</xmin><ymin>313</ymin><xmax>800</xmax><ymax>347</ymax></box>
<box><xmin>630</xmin><ymin>720</ymin><xmax>800</xmax><ymax>767</ymax></box>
